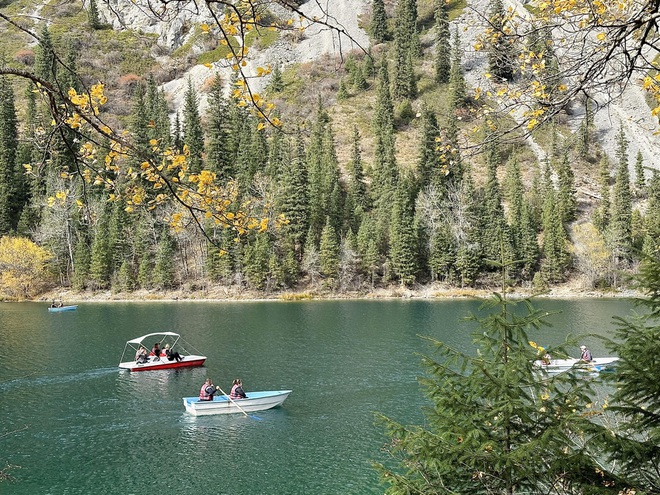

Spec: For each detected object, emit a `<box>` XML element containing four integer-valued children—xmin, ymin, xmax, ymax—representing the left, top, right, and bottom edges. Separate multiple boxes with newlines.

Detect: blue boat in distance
<box><xmin>48</xmin><ymin>305</ymin><xmax>78</xmax><ymax>312</ymax></box>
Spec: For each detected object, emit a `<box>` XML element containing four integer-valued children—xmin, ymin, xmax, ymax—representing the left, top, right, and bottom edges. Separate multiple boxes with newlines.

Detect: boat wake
<box><xmin>0</xmin><ymin>367</ymin><xmax>117</xmax><ymax>392</ymax></box>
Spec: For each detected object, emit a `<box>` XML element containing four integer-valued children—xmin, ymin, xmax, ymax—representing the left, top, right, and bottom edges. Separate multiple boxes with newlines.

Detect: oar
<box><xmin>216</xmin><ymin>385</ymin><xmax>262</xmax><ymax>421</ymax></box>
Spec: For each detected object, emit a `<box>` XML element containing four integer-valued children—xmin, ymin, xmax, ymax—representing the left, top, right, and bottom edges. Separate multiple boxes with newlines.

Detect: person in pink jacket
<box><xmin>199</xmin><ymin>378</ymin><xmax>219</xmax><ymax>401</ymax></box>
<box><xmin>230</xmin><ymin>379</ymin><xmax>247</xmax><ymax>399</ymax></box>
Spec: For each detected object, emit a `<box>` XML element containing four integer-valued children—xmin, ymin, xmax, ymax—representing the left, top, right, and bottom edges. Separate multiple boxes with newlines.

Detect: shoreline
<box><xmin>28</xmin><ymin>282</ymin><xmax>643</xmax><ymax>304</ymax></box>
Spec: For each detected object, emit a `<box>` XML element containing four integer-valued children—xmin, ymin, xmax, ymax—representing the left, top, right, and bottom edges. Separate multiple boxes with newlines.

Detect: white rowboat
<box><xmin>183</xmin><ymin>390</ymin><xmax>292</xmax><ymax>416</ymax></box>
<box><xmin>535</xmin><ymin>357</ymin><xmax>620</xmax><ymax>374</ymax></box>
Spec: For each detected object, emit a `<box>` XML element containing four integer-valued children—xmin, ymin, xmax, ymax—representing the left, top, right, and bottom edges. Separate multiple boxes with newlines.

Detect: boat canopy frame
<box><xmin>119</xmin><ymin>332</ymin><xmax>203</xmax><ymax>363</ymax></box>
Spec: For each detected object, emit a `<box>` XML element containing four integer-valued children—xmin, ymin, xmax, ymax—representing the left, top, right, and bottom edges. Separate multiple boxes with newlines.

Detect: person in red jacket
<box><xmin>579</xmin><ymin>345</ymin><xmax>593</xmax><ymax>362</ymax></box>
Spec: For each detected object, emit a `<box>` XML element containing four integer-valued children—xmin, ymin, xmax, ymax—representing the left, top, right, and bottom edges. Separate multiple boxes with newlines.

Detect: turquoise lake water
<box><xmin>0</xmin><ymin>298</ymin><xmax>635</xmax><ymax>494</ymax></box>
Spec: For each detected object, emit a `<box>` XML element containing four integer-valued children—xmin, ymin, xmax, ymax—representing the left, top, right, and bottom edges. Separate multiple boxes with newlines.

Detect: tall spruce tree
<box><xmin>593</xmin><ymin>155</ymin><xmax>611</xmax><ymax>232</ymax></box>
<box><xmin>319</xmin><ymin>217</ymin><xmax>340</xmax><ymax>279</ymax></box>
<box><xmin>377</xmin><ymin>293</ymin><xmax>618</xmax><ymax>494</ymax></box>
<box><xmin>388</xmin><ymin>180</ymin><xmax>419</xmax><ymax>286</ymax></box>
<box><xmin>152</xmin><ymin>228</ymin><xmax>176</xmax><ymax>289</ymax></box>
<box><xmin>556</xmin><ymin>150</ymin><xmax>577</xmax><ymax>224</ymax></box>
<box><xmin>434</xmin><ymin>0</ymin><xmax>451</xmax><ymax>84</ymax></box>
<box><xmin>634</xmin><ymin>150</ymin><xmax>646</xmax><ymax>194</ymax></box>
<box><xmin>0</xmin><ymin>74</ymin><xmax>18</xmax><ymax>234</ymax></box>
<box><xmin>182</xmin><ymin>78</ymin><xmax>205</xmax><ymax>173</ymax></box>
<box><xmin>345</xmin><ymin>126</ymin><xmax>368</xmax><ymax>232</ymax></box>
<box><xmin>448</xmin><ymin>27</ymin><xmax>468</xmax><ymax>109</ymax></box>
<box><xmin>608</xmin><ymin>125</ymin><xmax>633</xmax><ymax>265</ymax></box>
<box><xmin>369</xmin><ymin>0</ymin><xmax>388</xmax><ymax>44</ymax></box>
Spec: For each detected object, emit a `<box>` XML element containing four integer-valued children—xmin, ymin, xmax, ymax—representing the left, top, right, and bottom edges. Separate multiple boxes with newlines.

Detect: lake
<box><xmin>0</xmin><ymin>297</ymin><xmax>635</xmax><ymax>494</ymax></box>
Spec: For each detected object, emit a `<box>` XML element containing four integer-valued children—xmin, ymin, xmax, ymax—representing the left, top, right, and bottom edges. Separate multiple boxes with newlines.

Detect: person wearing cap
<box><xmin>164</xmin><ymin>343</ymin><xmax>183</xmax><ymax>362</ymax></box>
<box><xmin>579</xmin><ymin>345</ymin><xmax>593</xmax><ymax>362</ymax></box>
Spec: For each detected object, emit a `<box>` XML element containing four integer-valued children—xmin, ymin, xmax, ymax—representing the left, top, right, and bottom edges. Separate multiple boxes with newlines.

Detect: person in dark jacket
<box><xmin>164</xmin><ymin>344</ymin><xmax>183</xmax><ymax>362</ymax></box>
<box><xmin>230</xmin><ymin>379</ymin><xmax>247</xmax><ymax>399</ymax></box>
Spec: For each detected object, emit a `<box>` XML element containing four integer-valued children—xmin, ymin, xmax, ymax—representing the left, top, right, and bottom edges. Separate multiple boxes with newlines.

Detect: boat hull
<box><xmin>118</xmin><ymin>355</ymin><xmax>206</xmax><ymax>372</ymax></box>
<box><xmin>535</xmin><ymin>357</ymin><xmax>620</xmax><ymax>374</ymax></box>
<box><xmin>48</xmin><ymin>305</ymin><xmax>78</xmax><ymax>312</ymax></box>
<box><xmin>183</xmin><ymin>390</ymin><xmax>292</xmax><ymax>416</ymax></box>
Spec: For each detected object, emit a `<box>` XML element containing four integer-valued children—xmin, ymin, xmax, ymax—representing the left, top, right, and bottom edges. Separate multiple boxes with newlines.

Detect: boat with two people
<box><xmin>118</xmin><ymin>332</ymin><xmax>206</xmax><ymax>371</ymax></box>
<box><xmin>183</xmin><ymin>389</ymin><xmax>292</xmax><ymax>416</ymax></box>
<box><xmin>48</xmin><ymin>302</ymin><xmax>78</xmax><ymax>312</ymax></box>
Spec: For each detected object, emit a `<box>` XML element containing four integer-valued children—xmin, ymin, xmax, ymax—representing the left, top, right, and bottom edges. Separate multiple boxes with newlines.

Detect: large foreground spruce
<box><xmin>376</xmin><ymin>293</ymin><xmax>624</xmax><ymax>494</ymax></box>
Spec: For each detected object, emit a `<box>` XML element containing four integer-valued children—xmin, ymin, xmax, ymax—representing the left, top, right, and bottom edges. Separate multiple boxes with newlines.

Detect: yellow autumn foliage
<box><xmin>0</xmin><ymin>237</ymin><xmax>53</xmax><ymax>300</ymax></box>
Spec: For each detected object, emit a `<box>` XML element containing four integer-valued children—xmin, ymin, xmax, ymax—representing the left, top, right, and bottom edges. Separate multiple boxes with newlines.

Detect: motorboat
<box><xmin>118</xmin><ymin>332</ymin><xmax>206</xmax><ymax>371</ymax></box>
<box><xmin>48</xmin><ymin>305</ymin><xmax>78</xmax><ymax>312</ymax></box>
<box><xmin>183</xmin><ymin>390</ymin><xmax>292</xmax><ymax>416</ymax></box>
<box><xmin>535</xmin><ymin>357</ymin><xmax>620</xmax><ymax>374</ymax></box>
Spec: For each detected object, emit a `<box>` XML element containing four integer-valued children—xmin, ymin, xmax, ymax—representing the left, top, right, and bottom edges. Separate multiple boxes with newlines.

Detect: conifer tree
<box><xmin>88</xmin><ymin>0</ymin><xmax>101</xmax><ymax>29</ymax></box>
<box><xmin>71</xmin><ymin>236</ymin><xmax>90</xmax><ymax>291</ymax></box>
<box><xmin>388</xmin><ymin>181</ymin><xmax>419</xmax><ymax>286</ymax></box>
<box><xmin>89</xmin><ymin>214</ymin><xmax>112</xmax><ymax>289</ymax></box>
<box><xmin>243</xmin><ymin>233</ymin><xmax>271</xmax><ymax>289</ymax></box>
<box><xmin>357</xmin><ymin>214</ymin><xmax>381</xmax><ymax>287</ymax></box>
<box><xmin>416</xmin><ymin>105</ymin><xmax>440</xmax><ymax>192</ymax></box>
<box><xmin>608</xmin><ymin>125</ymin><xmax>633</xmax><ymax>265</ymax></box>
<box><xmin>392</xmin><ymin>0</ymin><xmax>419</xmax><ymax>100</ymax></box>
<box><xmin>434</xmin><ymin>0</ymin><xmax>451</xmax><ymax>84</ymax></box>
<box><xmin>128</xmin><ymin>82</ymin><xmax>151</xmax><ymax>168</ymax></box>
<box><xmin>599</xmin><ymin>255</ymin><xmax>660</xmax><ymax>494</ymax></box>
<box><xmin>145</xmin><ymin>76</ymin><xmax>171</xmax><ymax>147</ymax></box>
<box><xmin>448</xmin><ymin>27</ymin><xmax>467</xmax><ymax>110</ymax></box>
<box><xmin>369</xmin><ymin>0</ymin><xmax>388</xmax><ymax>44</ymax></box>
<box><xmin>345</xmin><ymin>126</ymin><xmax>368</xmax><ymax>232</ymax></box>
<box><xmin>556</xmin><ymin>150</ymin><xmax>577</xmax><ymax>224</ymax></box>
<box><xmin>152</xmin><ymin>229</ymin><xmax>176</xmax><ymax>289</ymax></box>
<box><xmin>0</xmin><ymin>74</ymin><xmax>18</xmax><ymax>235</ymax></box>
<box><xmin>115</xmin><ymin>260</ymin><xmax>135</xmax><ymax>293</ymax></box>
<box><xmin>487</xmin><ymin>0</ymin><xmax>516</xmax><ymax>81</ymax></box>
<box><xmin>377</xmin><ymin>293</ymin><xmax>618</xmax><ymax>494</ymax></box>
<box><xmin>593</xmin><ymin>155</ymin><xmax>611</xmax><ymax>232</ymax></box>
<box><xmin>576</xmin><ymin>98</ymin><xmax>594</xmax><ymax>158</ymax></box>
<box><xmin>34</xmin><ymin>25</ymin><xmax>56</xmax><ymax>83</ymax></box>
<box><xmin>268</xmin><ymin>64</ymin><xmax>284</xmax><ymax>93</ymax></box>
<box><xmin>540</xmin><ymin>188</ymin><xmax>569</xmax><ymax>283</ymax></box>
<box><xmin>634</xmin><ymin>150</ymin><xmax>646</xmax><ymax>194</ymax></box>
<box><xmin>276</xmin><ymin>132</ymin><xmax>309</xmax><ymax>259</ymax></box>
<box><xmin>319</xmin><ymin>217</ymin><xmax>340</xmax><ymax>279</ymax></box>
<box><xmin>182</xmin><ymin>78</ymin><xmax>204</xmax><ymax>173</ymax></box>
<box><xmin>643</xmin><ymin>172</ymin><xmax>660</xmax><ymax>256</ymax></box>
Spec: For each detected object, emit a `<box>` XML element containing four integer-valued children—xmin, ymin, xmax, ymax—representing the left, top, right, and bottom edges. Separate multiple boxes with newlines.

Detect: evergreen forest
<box><xmin>0</xmin><ymin>0</ymin><xmax>659</xmax><ymax>300</ymax></box>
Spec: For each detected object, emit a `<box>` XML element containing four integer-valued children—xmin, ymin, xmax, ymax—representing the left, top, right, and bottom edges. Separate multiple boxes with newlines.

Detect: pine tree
<box><xmin>448</xmin><ymin>27</ymin><xmax>467</xmax><ymax>110</ymax></box>
<box><xmin>487</xmin><ymin>0</ymin><xmax>516</xmax><ymax>81</ymax></box>
<box><xmin>89</xmin><ymin>214</ymin><xmax>112</xmax><ymax>289</ymax></box>
<box><xmin>205</xmin><ymin>76</ymin><xmax>233</xmax><ymax>178</ymax></box>
<box><xmin>416</xmin><ymin>105</ymin><xmax>441</xmax><ymax>192</ymax></box>
<box><xmin>345</xmin><ymin>126</ymin><xmax>368</xmax><ymax>231</ymax></box>
<box><xmin>243</xmin><ymin>233</ymin><xmax>271</xmax><ymax>289</ymax></box>
<box><xmin>608</xmin><ymin>125</ymin><xmax>633</xmax><ymax>265</ymax></box>
<box><xmin>152</xmin><ymin>229</ymin><xmax>176</xmax><ymax>289</ymax></box>
<box><xmin>0</xmin><ymin>74</ymin><xmax>18</xmax><ymax>235</ymax></box>
<box><xmin>357</xmin><ymin>214</ymin><xmax>381</xmax><ymax>287</ymax></box>
<box><xmin>643</xmin><ymin>172</ymin><xmax>660</xmax><ymax>255</ymax></box>
<box><xmin>434</xmin><ymin>0</ymin><xmax>451</xmax><ymax>84</ymax></box>
<box><xmin>634</xmin><ymin>150</ymin><xmax>646</xmax><ymax>195</ymax></box>
<box><xmin>377</xmin><ymin>293</ymin><xmax>618</xmax><ymax>494</ymax></box>
<box><xmin>88</xmin><ymin>0</ymin><xmax>101</xmax><ymax>29</ymax></box>
<box><xmin>556</xmin><ymin>150</ymin><xmax>577</xmax><ymax>224</ymax></box>
<box><xmin>541</xmin><ymin>188</ymin><xmax>569</xmax><ymax>283</ymax></box>
<box><xmin>268</xmin><ymin>64</ymin><xmax>284</xmax><ymax>93</ymax></box>
<box><xmin>599</xmin><ymin>256</ymin><xmax>660</xmax><ymax>494</ymax></box>
<box><xmin>71</xmin><ymin>236</ymin><xmax>90</xmax><ymax>291</ymax></box>
<box><xmin>369</xmin><ymin>0</ymin><xmax>388</xmax><ymax>44</ymax></box>
<box><xmin>319</xmin><ymin>217</ymin><xmax>340</xmax><ymax>279</ymax></box>
<box><xmin>34</xmin><ymin>25</ymin><xmax>56</xmax><ymax>83</ymax></box>
<box><xmin>593</xmin><ymin>155</ymin><xmax>611</xmax><ymax>232</ymax></box>
<box><xmin>392</xmin><ymin>0</ymin><xmax>419</xmax><ymax>100</ymax></box>
<box><xmin>388</xmin><ymin>181</ymin><xmax>418</xmax><ymax>286</ymax></box>
<box><xmin>276</xmin><ymin>132</ymin><xmax>308</xmax><ymax>258</ymax></box>
<box><xmin>182</xmin><ymin>78</ymin><xmax>205</xmax><ymax>173</ymax></box>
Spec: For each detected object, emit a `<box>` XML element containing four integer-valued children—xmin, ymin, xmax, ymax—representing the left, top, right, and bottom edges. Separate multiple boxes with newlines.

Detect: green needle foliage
<box><xmin>376</xmin><ymin>291</ymin><xmax>621</xmax><ymax>494</ymax></box>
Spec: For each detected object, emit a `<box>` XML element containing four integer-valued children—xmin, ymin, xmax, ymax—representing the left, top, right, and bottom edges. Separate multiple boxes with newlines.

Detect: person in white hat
<box><xmin>579</xmin><ymin>345</ymin><xmax>593</xmax><ymax>362</ymax></box>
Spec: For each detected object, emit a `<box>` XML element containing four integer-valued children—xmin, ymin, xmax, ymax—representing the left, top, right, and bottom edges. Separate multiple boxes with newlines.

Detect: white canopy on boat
<box><xmin>126</xmin><ymin>332</ymin><xmax>180</xmax><ymax>344</ymax></box>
